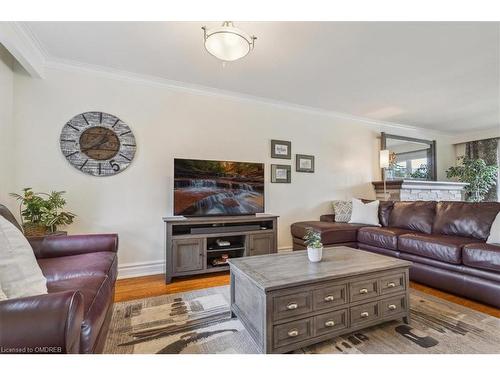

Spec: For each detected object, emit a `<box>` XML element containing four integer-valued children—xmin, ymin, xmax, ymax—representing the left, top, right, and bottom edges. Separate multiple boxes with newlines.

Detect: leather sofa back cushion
<box><xmin>433</xmin><ymin>201</ymin><xmax>500</xmax><ymax>240</ymax></box>
<box><xmin>379</xmin><ymin>201</ymin><xmax>394</xmax><ymax>227</ymax></box>
<box><xmin>388</xmin><ymin>201</ymin><xmax>436</xmax><ymax>234</ymax></box>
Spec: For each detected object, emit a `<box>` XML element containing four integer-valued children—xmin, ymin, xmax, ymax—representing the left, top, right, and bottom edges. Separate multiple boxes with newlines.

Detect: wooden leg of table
<box><xmin>403</xmin><ymin>315</ymin><xmax>411</xmax><ymax>325</ymax></box>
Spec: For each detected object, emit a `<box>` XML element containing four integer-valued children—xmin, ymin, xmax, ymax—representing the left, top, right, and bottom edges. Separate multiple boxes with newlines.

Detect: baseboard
<box><xmin>117</xmin><ymin>246</ymin><xmax>293</xmax><ymax>279</ymax></box>
<box><xmin>118</xmin><ymin>260</ymin><xmax>165</xmax><ymax>279</ymax></box>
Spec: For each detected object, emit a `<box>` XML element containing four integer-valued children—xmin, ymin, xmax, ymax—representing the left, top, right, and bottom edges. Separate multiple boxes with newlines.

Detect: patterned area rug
<box><xmin>104</xmin><ymin>286</ymin><xmax>500</xmax><ymax>354</ymax></box>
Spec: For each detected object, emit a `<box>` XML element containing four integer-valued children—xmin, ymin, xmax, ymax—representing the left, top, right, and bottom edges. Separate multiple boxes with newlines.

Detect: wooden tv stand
<box><xmin>163</xmin><ymin>215</ymin><xmax>278</xmax><ymax>283</ymax></box>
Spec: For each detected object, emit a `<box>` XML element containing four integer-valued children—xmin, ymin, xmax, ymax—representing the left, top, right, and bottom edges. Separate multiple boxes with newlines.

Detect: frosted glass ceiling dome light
<box><xmin>202</xmin><ymin>22</ymin><xmax>256</xmax><ymax>62</ymax></box>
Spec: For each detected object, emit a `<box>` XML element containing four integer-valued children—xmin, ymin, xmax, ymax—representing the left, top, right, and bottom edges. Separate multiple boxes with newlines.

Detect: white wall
<box><xmin>0</xmin><ymin>45</ymin><xmax>15</xmax><ymax>213</ymax></box>
<box><xmin>12</xmin><ymin>65</ymin><xmax>456</xmax><ymax>275</ymax></box>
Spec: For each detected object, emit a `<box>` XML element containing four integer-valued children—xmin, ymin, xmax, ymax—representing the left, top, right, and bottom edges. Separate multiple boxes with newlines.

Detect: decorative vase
<box><xmin>307</xmin><ymin>246</ymin><xmax>323</xmax><ymax>262</ymax></box>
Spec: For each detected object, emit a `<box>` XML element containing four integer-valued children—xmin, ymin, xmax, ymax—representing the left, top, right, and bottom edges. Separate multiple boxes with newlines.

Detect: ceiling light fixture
<box><xmin>202</xmin><ymin>21</ymin><xmax>256</xmax><ymax>62</ymax></box>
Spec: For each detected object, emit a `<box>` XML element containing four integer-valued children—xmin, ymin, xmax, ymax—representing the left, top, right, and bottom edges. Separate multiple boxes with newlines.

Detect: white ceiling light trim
<box><xmin>202</xmin><ymin>21</ymin><xmax>256</xmax><ymax>62</ymax></box>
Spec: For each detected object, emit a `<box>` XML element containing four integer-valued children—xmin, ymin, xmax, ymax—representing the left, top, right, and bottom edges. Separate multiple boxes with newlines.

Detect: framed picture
<box><xmin>296</xmin><ymin>154</ymin><xmax>315</xmax><ymax>173</ymax></box>
<box><xmin>271</xmin><ymin>164</ymin><xmax>291</xmax><ymax>183</ymax></box>
<box><xmin>271</xmin><ymin>140</ymin><xmax>292</xmax><ymax>159</ymax></box>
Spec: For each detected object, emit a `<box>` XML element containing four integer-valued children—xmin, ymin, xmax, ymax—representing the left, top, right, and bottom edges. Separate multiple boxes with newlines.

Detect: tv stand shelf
<box><xmin>163</xmin><ymin>215</ymin><xmax>279</xmax><ymax>283</ymax></box>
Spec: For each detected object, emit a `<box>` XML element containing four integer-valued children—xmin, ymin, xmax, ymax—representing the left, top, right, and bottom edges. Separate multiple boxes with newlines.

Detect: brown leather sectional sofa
<box><xmin>291</xmin><ymin>201</ymin><xmax>500</xmax><ymax>308</ymax></box>
<box><xmin>0</xmin><ymin>204</ymin><xmax>118</xmax><ymax>353</ymax></box>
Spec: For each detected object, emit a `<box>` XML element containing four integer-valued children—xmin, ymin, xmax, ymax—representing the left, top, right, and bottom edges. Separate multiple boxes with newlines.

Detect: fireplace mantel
<box><xmin>372</xmin><ymin>180</ymin><xmax>468</xmax><ymax>201</ymax></box>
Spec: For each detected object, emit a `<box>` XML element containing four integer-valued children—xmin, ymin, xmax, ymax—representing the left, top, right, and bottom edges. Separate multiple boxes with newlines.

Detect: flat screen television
<box><xmin>174</xmin><ymin>158</ymin><xmax>265</xmax><ymax>216</ymax></box>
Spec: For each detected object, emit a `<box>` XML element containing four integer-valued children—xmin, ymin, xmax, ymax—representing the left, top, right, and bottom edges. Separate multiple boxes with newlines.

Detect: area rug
<box><xmin>103</xmin><ymin>285</ymin><xmax>500</xmax><ymax>354</ymax></box>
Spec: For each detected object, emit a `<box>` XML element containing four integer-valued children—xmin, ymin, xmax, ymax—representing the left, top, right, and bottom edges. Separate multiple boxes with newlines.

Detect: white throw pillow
<box><xmin>0</xmin><ymin>280</ymin><xmax>7</xmax><ymax>301</ymax></box>
<box><xmin>348</xmin><ymin>198</ymin><xmax>381</xmax><ymax>226</ymax></box>
<box><xmin>486</xmin><ymin>212</ymin><xmax>500</xmax><ymax>245</ymax></box>
<box><xmin>0</xmin><ymin>216</ymin><xmax>47</xmax><ymax>299</ymax></box>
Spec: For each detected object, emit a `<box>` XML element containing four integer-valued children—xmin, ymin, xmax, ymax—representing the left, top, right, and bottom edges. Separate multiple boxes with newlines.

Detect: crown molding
<box><xmin>45</xmin><ymin>56</ymin><xmax>451</xmax><ymax>137</ymax></box>
<box><xmin>0</xmin><ymin>22</ymin><xmax>46</xmax><ymax>78</ymax></box>
<box><xmin>16</xmin><ymin>22</ymin><xmax>450</xmax><ymax>137</ymax></box>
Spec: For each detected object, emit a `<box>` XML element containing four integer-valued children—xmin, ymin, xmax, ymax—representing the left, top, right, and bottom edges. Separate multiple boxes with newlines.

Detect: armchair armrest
<box><xmin>29</xmin><ymin>234</ymin><xmax>118</xmax><ymax>259</ymax></box>
<box><xmin>0</xmin><ymin>291</ymin><xmax>84</xmax><ymax>354</ymax></box>
<box><xmin>320</xmin><ymin>214</ymin><xmax>336</xmax><ymax>222</ymax></box>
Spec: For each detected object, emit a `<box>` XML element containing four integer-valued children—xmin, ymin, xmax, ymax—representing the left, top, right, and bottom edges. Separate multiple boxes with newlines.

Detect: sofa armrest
<box><xmin>29</xmin><ymin>234</ymin><xmax>118</xmax><ymax>259</ymax></box>
<box><xmin>320</xmin><ymin>214</ymin><xmax>336</xmax><ymax>222</ymax></box>
<box><xmin>0</xmin><ymin>291</ymin><xmax>84</xmax><ymax>354</ymax></box>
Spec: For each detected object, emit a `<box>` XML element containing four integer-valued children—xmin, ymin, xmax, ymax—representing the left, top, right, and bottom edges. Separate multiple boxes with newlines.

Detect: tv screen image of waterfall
<box><xmin>174</xmin><ymin>158</ymin><xmax>265</xmax><ymax>216</ymax></box>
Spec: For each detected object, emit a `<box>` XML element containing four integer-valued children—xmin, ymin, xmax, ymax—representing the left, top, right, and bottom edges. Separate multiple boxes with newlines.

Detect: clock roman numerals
<box><xmin>82</xmin><ymin>113</ymin><xmax>90</xmax><ymax>125</ymax></box>
<box><xmin>66</xmin><ymin>123</ymin><xmax>80</xmax><ymax>132</ymax></box>
<box><xmin>119</xmin><ymin>153</ymin><xmax>131</xmax><ymax>161</ymax></box>
<box><xmin>65</xmin><ymin>151</ymin><xmax>79</xmax><ymax>158</ymax></box>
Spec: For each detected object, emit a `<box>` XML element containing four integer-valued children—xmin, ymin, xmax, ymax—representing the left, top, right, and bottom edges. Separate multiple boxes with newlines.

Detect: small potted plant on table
<box><xmin>303</xmin><ymin>227</ymin><xmax>323</xmax><ymax>262</ymax></box>
<box><xmin>10</xmin><ymin>188</ymin><xmax>76</xmax><ymax>236</ymax></box>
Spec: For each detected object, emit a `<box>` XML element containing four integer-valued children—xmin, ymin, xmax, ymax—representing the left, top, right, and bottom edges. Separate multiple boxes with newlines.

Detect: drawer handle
<box><xmin>359</xmin><ymin>288</ymin><xmax>369</xmax><ymax>294</ymax></box>
<box><xmin>324</xmin><ymin>295</ymin><xmax>335</xmax><ymax>302</ymax></box>
<box><xmin>287</xmin><ymin>329</ymin><xmax>299</xmax><ymax>337</ymax></box>
<box><xmin>387</xmin><ymin>282</ymin><xmax>396</xmax><ymax>288</ymax></box>
<box><xmin>360</xmin><ymin>311</ymin><xmax>369</xmax><ymax>318</ymax></box>
<box><xmin>324</xmin><ymin>320</ymin><xmax>335</xmax><ymax>327</ymax></box>
<box><xmin>388</xmin><ymin>304</ymin><xmax>397</xmax><ymax>310</ymax></box>
<box><xmin>286</xmin><ymin>302</ymin><xmax>298</xmax><ymax>310</ymax></box>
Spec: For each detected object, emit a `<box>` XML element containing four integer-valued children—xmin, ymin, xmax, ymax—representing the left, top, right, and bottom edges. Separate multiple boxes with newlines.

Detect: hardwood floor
<box><xmin>114</xmin><ymin>272</ymin><xmax>230</xmax><ymax>302</ymax></box>
<box><xmin>115</xmin><ymin>272</ymin><xmax>500</xmax><ymax>318</ymax></box>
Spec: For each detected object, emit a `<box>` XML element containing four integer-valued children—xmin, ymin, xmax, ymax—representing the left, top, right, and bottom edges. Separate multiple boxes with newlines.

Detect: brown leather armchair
<box><xmin>0</xmin><ymin>204</ymin><xmax>118</xmax><ymax>354</ymax></box>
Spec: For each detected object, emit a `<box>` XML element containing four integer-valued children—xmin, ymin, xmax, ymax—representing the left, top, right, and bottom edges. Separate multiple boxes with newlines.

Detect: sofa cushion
<box><xmin>378</xmin><ymin>201</ymin><xmax>395</xmax><ymax>227</ymax></box>
<box><xmin>0</xmin><ymin>280</ymin><xmax>7</xmax><ymax>301</ymax></box>
<box><xmin>332</xmin><ymin>200</ymin><xmax>352</xmax><ymax>222</ymax></box>
<box><xmin>433</xmin><ymin>201</ymin><xmax>500</xmax><ymax>241</ymax></box>
<box><xmin>291</xmin><ymin>221</ymin><xmax>365</xmax><ymax>245</ymax></box>
<box><xmin>38</xmin><ymin>251</ymin><xmax>116</xmax><ymax>283</ymax></box>
<box><xmin>398</xmin><ymin>233</ymin><xmax>477</xmax><ymax>264</ymax></box>
<box><xmin>487</xmin><ymin>212</ymin><xmax>500</xmax><ymax>245</ymax></box>
<box><xmin>357</xmin><ymin>227</ymin><xmax>416</xmax><ymax>250</ymax></box>
<box><xmin>0</xmin><ymin>216</ymin><xmax>48</xmax><ymax>299</ymax></box>
<box><xmin>389</xmin><ymin>201</ymin><xmax>436</xmax><ymax>234</ymax></box>
<box><xmin>349</xmin><ymin>198</ymin><xmax>380</xmax><ymax>226</ymax></box>
<box><xmin>462</xmin><ymin>243</ymin><xmax>500</xmax><ymax>273</ymax></box>
<box><xmin>47</xmin><ymin>275</ymin><xmax>112</xmax><ymax>353</ymax></box>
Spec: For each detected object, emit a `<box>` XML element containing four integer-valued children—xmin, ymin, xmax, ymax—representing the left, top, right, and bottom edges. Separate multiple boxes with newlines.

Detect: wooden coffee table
<box><xmin>228</xmin><ymin>246</ymin><xmax>411</xmax><ymax>353</ymax></box>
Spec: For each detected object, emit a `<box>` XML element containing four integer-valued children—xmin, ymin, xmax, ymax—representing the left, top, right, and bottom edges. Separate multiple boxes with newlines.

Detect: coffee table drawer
<box><xmin>350</xmin><ymin>278</ymin><xmax>379</xmax><ymax>302</ymax></box>
<box><xmin>313</xmin><ymin>284</ymin><xmax>347</xmax><ymax>311</ymax></box>
<box><xmin>380</xmin><ymin>273</ymin><xmax>406</xmax><ymax>295</ymax></box>
<box><xmin>273</xmin><ymin>318</ymin><xmax>313</xmax><ymax>349</ymax></box>
<box><xmin>273</xmin><ymin>291</ymin><xmax>312</xmax><ymax>321</ymax></box>
<box><xmin>381</xmin><ymin>295</ymin><xmax>406</xmax><ymax>317</ymax></box>
<box><xmin>350</xmin><ymin>301</ymin><xmax>379</xmax><ymax>327</ymax></box>
<box><xmin>313</xmin><ymin>309</ymin><xmax>348</xmax><ymax>337</ymax></box>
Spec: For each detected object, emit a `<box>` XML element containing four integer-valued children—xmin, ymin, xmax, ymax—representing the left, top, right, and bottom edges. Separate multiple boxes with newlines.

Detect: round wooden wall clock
<box><xmin>60</xmin><ymin>112</ymin><xmax>136</xmax><ymax>176</ymax></box>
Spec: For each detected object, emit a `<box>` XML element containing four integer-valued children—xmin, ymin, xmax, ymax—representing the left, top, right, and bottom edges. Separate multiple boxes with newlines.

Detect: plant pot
<box><xmin>23</xmin><ymin>223</ymin><xmax>48</xmax><ymax>237</ymax></box>
<box><xmin>307</xmin><ymin>246</ymin><xmax>323</xmax><ymax>262</ymax></box>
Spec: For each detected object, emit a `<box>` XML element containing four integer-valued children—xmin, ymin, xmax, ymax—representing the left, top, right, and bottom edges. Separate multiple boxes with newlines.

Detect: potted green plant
<box><xmin>303</xmin><ymin>227</ymin><xmax>323</xmax><ymax>262</ymax></box>
<box><xmin>446</xmin><ymin>157</ymin><xmax>498</xmax><ymax>202</ymax></box>
<box><xmin>10</xmin><ymin>188</ymin><xmax>76</xmax><ymax>236</ymax></box>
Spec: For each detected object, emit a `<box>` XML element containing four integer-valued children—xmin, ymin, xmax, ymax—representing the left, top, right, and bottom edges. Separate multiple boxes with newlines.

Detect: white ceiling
<box><xmin>22</xmin><ymin>22</ymin><xmax>500</xmax><ymax>134</ymax></box>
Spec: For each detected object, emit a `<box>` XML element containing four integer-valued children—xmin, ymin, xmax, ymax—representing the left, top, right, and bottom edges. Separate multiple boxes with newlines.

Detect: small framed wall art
<box><xmin>271</xmin><ymin>164</ymin><xmax>291</xmax><ymax>183</ymax></box>
<box><xmin>271</xmin><ymin>140</ymin><xmax>292</xmax><ymax>159</ymax></box>
<box><xmin>296</xmin><ymin>154</ymin><xmax>315</xmax><ymax>173</ymax></box>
